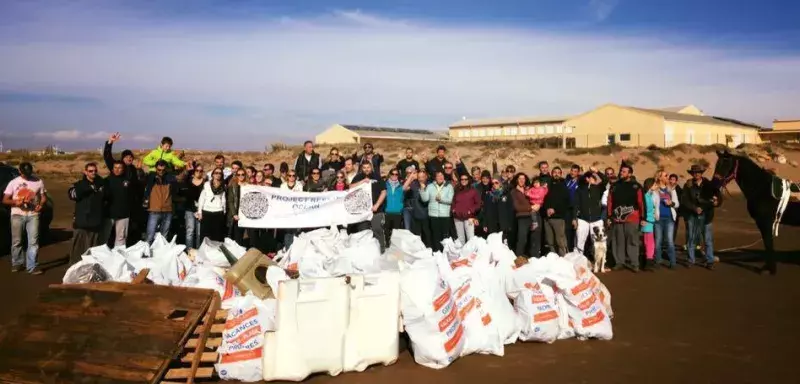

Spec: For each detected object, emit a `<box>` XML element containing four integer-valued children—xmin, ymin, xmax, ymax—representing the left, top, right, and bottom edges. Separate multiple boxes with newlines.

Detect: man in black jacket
<box><xmin>293</xmin><ymin>141</ymin><xmax>322</xmax><ymax>181</ymax></box>
<box><xmin>103</xmin><ymin>133</ymin><xmax>144</xmax><ymax>242</ymax></box>
<box><xmin>542</xmin><ymin>170</ymin><xmax>570</xmax><ymax>256</ymax></box>
<box><xmin>104</xmin><ymin>161</ymin><xmax>133</xmax><ymax>248</ymax></box>
<box><xmin>572</xmin><ymin>168</ymin><xmax>607</xmax><ymax>255</ymax></box>
<box><xmin>354</xmin><ymin>142</ymin><xmax>385</xmax><ymax>179</ymax></box>
<box><xmin>681</xmin><ymin>164</ymin><xmax>721</xmax><ymax>270</ymax></box>
<box><xmin>69</xmin><ymin>162</ymin><xmax>106</xmax><ymax>265</ymax></box>
<box><xmin>396</xmin><ymin>148</ymin><xmax>421</xmax><ymax>180</ymax></box>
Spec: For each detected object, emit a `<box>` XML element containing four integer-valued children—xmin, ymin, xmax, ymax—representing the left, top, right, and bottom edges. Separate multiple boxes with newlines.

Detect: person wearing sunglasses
<box><xmin>420</xmin><ymin>170</ymin><xmax>454</xmax><ymax>252</ymax></box>
<box><xmin>197</xmin><ymin>168</ymin><xmax>227</xmax><ymax>242</ymax></box>
<box><xmin>262</xmin><ymin>163</ymin><xmax>281</xmax><ymax>187</ymax></box>
<box><xmin>452</xmin><ymin>174</ymin><xmax>482</xmax><ymax>244</ymax></box>
<box><xmin>329</xmin><ymin>171</ymin><xmax>349</xmax><ymax>191</ymax></box>
<box><xmin>480</xmin><ymin>174</ymin><xmax>514</xmax><ymax>243</ymax></box>
<box><xmin>303</xmin><ymin>167</ymin><xmax>327</xmax><ymax>192</ymax></box>
<box><xmin>280</xmin><ymin>171</ymin><xmax>304</xmax><ymax>192</ymax></box>
<box><xmin>384</xmin><ymin>168</ymin><xmax>414</xmax><ymax>246</ymax></box>
<box><xmin>226</xmin><ymin>169</ymin><xmax>248</xmax><ymax>246</ymax></box>
<box><xmin>353</xmin><ymin>142</ymin><xmax>384</xmax><ymax>180</ymax></box>
<box><xmin>323</xmin><ymin>148</ymin><xmax>345</xmax><ymax>173</ymax></box>
<box><xmin>179</xmin><ymin>164</ymin><xmax>206</xmax><ymax>248</ymax></box>
<box><xmin>68</xmin><ymin>162</ymin><xmax>106</xmax><ymax>267</ymax></box>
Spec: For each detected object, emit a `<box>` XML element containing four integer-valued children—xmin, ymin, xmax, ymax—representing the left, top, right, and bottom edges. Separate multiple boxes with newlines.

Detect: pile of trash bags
<box><xmin>387</xmin><ymin>230</ymin><xmax>614</xmax><ymax>369</ymax></box>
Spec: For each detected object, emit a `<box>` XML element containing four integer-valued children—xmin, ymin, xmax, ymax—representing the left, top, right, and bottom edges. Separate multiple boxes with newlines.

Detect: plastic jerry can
<box><xmin>263</xmin><ymin>277</ymin><xmax>350</xmax><ymax>382</ymax></box>
<box><xmin>224</xmin><ymin>248</ymin><xmax>278</xmax><ymax>299</ymax></box>
<box><xmin>343</xmin><ymin>271</ymin><xmax>401</xmax><ymax>372</ymax></box>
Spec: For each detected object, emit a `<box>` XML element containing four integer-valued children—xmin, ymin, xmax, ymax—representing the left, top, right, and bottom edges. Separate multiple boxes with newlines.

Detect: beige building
<box><xmin>760</xmin><ymin>119</ymin><xmax>800</xmax><ymax>143</ymax></box>
<box><xmin>449</xmin><ymin>103</ymin><xmax>762</xmax><ymax>148</ymax></box>
<box><xmin>315</xmin><ymin>124</ymin><xmax>447</xmax><ymax>144</ymax></box>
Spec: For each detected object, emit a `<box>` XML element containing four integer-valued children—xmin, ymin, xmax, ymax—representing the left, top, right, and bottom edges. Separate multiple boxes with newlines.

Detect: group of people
<box><xmin>3</xmin><ymin>133</ymin><xmax>724</xmax><ymax>276</ymax></box>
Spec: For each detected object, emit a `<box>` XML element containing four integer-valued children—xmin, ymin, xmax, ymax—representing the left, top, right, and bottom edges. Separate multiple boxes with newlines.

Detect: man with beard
<box><xmin>564</xmin><ymin>164</ymin><xmax>582</xmax><ymax>250</ymax></box>
<box><xmin>3</xmin><ymin>162</ymin><xmax>47</xmax><ymax>274</ymax></box>
<box><xmin>208</xmin><ymin>154</ymin><xmax>232</xmax><ymax>181</ymax></box>
<box><xmin>396</xmin><ymin>148</ymin><xmax>420</xmax><ymax>180</ymax></box>
<box><xmin>293</xmin><ymin>141</ymin><xmax>322</xmax><ymax>181</ymax></box>
<box><xmin>350</xmin><ymin>162</ymin><xmax>388</xmax><ymax>251</ymax></box>
<box><xmin>105</xmin><ymin>161</ymin><xmax>133</xmax><ymax>248</ymax></box>
<box><xmin>681</xmin><ymin>164</ymin><xmax>721</xmax><ymax>270</ymax></box>
<box><xmin>69</xmin><ymin>163</ymin><xmax>106</xmax><ymax>265</ymax></box>
<box><xmin>607</xmin><ymin>163</ymin><xmax>645</xmax><ymax>272</ymax></box>
<box><xmin>355</xmin><ymin>142</ymin><xmax>385</xmax><ymax>179</ymax></box>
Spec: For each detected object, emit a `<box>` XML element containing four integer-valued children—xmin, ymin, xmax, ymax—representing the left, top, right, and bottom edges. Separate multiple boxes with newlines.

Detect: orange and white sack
<box><xmin>216</xmin><ymin>295</ymin><xmax>277</xmax><ymax>382</ymax></box>
<box><xmin>561</xmin><ymin>280</ymin><xmax>613</xmax><ymax>340</ymax></box>
<box><xmin>399</xmin><ymin>256</ymin><xmax>465</xmax><ymax>369</ymax></box>
<box><xmin>554</xmin><ymin>293</ymin><xmax>575</xmax><ymax>340</ymax></box>
<box><xmin>566</xmin><ymin>253</ymin><xmax>614</xmax><ymax>319</ymax></box>
<box><xmin>515</xmin><ymin>282</ymin><xmax>560</xmax><ymax>343</ymax></box>
<box><xmin>437</xmin><ymin>245</ymin><xmax>504</xmax><ymax>357</ymax></box>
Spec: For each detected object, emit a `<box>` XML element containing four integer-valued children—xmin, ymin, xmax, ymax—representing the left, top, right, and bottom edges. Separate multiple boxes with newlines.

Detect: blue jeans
<box><xmin>403</xmin><ymin>207</ymin><xmax>413</xmax><ymax>231</ymax></box>
<box><xmin>11</xmin><ymin>214</ymin><xmax>39</xmax><ymax>272</ymax></box>
<box><xmin>654</xmin><ymin>217</ymin><xmax>676</xmax><ymax>266</ymax></box>
<box><xmin>147</xmin><ymin>212</ymin><xmax>173</xmax><ymax>244</ymax></box>
<box><xmin>185</xmin><ymin>210</ymin><xmax>201</xmax><ymax>249</ymax></box>
<box><xmin>687</xmin><ymin>215</ymin><xmax>714</xmax><ymax>265</ymax></box>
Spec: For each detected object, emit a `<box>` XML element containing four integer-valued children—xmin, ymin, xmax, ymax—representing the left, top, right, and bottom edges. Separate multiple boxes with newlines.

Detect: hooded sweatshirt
<box><xmin>143</xmin><ymin>146</ymin><xmax>186</xmax><ymax>172</ymax></box>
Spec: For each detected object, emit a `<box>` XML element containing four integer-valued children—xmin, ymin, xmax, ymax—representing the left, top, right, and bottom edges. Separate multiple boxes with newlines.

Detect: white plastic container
<box><xmin>262</xmin><ymin>277</ymin><xmax>350</xmax><ymax>382</ymax></box>
<box><xmin>343</xmin><ymin>271</ymin><xmax>401</xmax><ymax>372</ymax></box>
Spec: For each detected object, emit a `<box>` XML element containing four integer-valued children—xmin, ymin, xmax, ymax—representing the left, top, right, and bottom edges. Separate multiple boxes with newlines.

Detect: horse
<box><xmin>713</xmin><ymin>150</ymin><xmax>800</xmax><ymax>275</ymax></box>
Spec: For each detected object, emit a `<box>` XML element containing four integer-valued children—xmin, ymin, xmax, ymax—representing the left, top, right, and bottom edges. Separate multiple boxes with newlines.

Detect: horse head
<box><xmin>713</xmin><ymin>149</ymin><xmax>738</xmax><ymax>191</ymax></box>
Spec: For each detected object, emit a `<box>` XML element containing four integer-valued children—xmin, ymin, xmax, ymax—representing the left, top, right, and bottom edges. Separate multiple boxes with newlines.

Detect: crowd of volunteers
<box><xmin>3</xmin><ymin>133</ymin><xmax>725</xmax><ymax>275</ymax></box>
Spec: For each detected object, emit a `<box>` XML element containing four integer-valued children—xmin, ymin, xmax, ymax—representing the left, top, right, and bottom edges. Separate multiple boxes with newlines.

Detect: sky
<box><xmin>1</xmin><ymin>0</ymin><xmax>799</xmax><ymax>150</ymax></box>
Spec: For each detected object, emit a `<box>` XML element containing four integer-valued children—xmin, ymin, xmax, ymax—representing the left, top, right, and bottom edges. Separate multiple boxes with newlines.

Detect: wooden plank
<box><xmin>193</xmin><ymin>322</ymin><xmax>225</xmax><ymax>335</ymax></box>
<box><xmin>132</xmin><ymin>268</ymin><xmax>151</xmax><ymax>284</ymax></box>
<box><xmin>0</xmin><ymin>284</ymin><xmax>216</xmax><ymax>384</ymax></box>
<box><xmin>185</xmin><ymin>337</ymin><xmax>222</xmax><ymax>349</ymax></box>
<box><xmin>163</xmin><ymin>367</ymin><xmax>214</xmax><ymax>380</ymax></box>
<box><xmin>215</xmin><ymin>309</ymin><xmax>229</xmax><ymax>320</ymax></box>
<box><xmin>180</xmin><ymin>351</ymin><xmax>219</xmax><ymax>363</ymax></box>
<box><xmin>186</xmin><ymin>295</ymin><xmax>220</xmax><ymax>384</ymax></box>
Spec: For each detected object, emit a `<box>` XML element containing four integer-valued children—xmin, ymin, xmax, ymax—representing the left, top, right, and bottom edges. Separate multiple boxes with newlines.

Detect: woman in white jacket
<box><xmin>280</xmin><ymin>170</ymin><xmax>304</xmax><ymax>192</ymax></box>
<box><xmin>197</xmin><ymin>168</ymin><xmax>227</xmax><ymax>242</ymax></box>
<box><xmin>652</xmin><ymin>171</ymin><xmax>680</xmax><ymax>268</ymax></box>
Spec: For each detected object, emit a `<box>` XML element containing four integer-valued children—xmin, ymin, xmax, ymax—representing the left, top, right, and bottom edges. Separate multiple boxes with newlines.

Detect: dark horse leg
<box><xmin>755</xmin><ymin>219</ymin><xmax>777</xmax><ymax>275</ymax></box>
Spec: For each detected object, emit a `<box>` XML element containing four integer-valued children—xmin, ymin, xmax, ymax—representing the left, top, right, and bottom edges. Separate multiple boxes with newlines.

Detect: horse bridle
<box><xmin>716</xmin><ymin>159</ymin><xmax>739</xmax><ymax>197</ymax></box>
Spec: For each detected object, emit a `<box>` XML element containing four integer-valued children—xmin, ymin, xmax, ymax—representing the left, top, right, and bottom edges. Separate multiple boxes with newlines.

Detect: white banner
<box><xmin>237</xmin><ymin>183</ymin><xmax>374</xmax><ymax>228</ymax></box>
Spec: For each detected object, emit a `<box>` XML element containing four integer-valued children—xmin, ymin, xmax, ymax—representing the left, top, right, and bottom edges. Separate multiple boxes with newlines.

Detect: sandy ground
<box><xmin>1</xmin><ymin>178</ymin><xmax>800</xmax><ymax>384</ymax></box>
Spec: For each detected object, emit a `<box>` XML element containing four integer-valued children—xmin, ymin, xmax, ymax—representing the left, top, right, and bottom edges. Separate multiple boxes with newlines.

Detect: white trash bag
<box><xmin>216</xmin><ymin>294</ymin><xmax>278</xmax><ymax>382</ymax></box>
<box><xmin>515</xmin><ymin>281</ymin><xmax>560</xmax><ymax>344</ymax></box>
<box><xmin>561</xmin><ymin>280</ymin><xmax>613</xmax><ymax>340</ymax></box>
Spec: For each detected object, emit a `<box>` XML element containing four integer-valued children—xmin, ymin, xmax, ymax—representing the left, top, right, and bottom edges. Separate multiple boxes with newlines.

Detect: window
<box><xmin>537</xmin><ymin>126</ymin><xmax>545</xmax><ymax>134</ymax></box>
<box><xmin>510</xmin><ymin>127</ymin><xmax>518</xmax><ymax>135</ymax></box>
<box><xmin>503</xmin><ymin>127</ymin><xmax>510</xmax><ymax>136</ymax></box>
<box><xmin>556</xmin><ymin>125</ymin><xmax>563</xmax><ymax>133</ymax></box>
<box><xmin>479</xmin><ymin>129</ymin><xmax>486</xmax><ymax>137</ymax></box>
<box><xmin>463</xmin><ymin>130</ymin><xmax>470</xmax><ymax>138</ymax></box>
<box><xmin>519</xmin><ymin>127</ymin><xmax>527</xmax><ymax>135</ymax></box>
<box><xmin>496</xmin><ymin>128</ymin><xmax>503</xmax><ymax>136</ymax></box>
<box><xmin>619</xmin><ymin>133</ymin><xmax>631</xmax><ymax>142</ymax></box>
<box><xmin>457</xmin><ymin>130</ymin><xmax>464</xmax><ymax>138</ymax></box>
<box><xmin>565</xmin><ymin>126</ymin><xmax>573</xmax><ymax>134</ymax></box>
<box><xmin>546</xmin><ymin>125</ymin><xmax>554</xmax><ymax>134</ymax></box>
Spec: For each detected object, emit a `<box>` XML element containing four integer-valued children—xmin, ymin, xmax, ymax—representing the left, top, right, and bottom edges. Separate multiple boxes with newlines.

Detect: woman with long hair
<box><xmin>196</xmin><ymin>167</ymin><xmax>226</xmax><ymax>242</ymax></box>
<box><xmin>452</xmin><ymin>174</ymin><xmax>482</xmax><ymax>244</ymax></box>
<box><xmin>322</xmin><ymin>147</ymin><xmax>345</xmax><ymax>173</ymax></box>
<box><xmin>254</xmin><ymin>170</ymin><xmax>266</xmax><ymax>186</ymax></box>
<box><xmin>653</xmin><ymin>170</ymin><xmax>680</xmax><ymax>269</ymax></box>
<box><xmin>480</xmin><ymin>174</ymin><xmax>514</xmax><ymax>241</ymax></box>
<box><xmin>181</xmin><ymin>164</ymin><xmax>206</xmax><ymax>248</ymax></box>
<box><xmin>641</xmin><ymin>177</ymin><xmax>658</xmax><ymax>270</ymax></box>
<box><xmin>281</xmin><ymin>170</ymin><xmax>304</xmax><ymax>192</ymax></box>
<box><xmin>329</xmin><ymin>170</ymin><xmax>349</xmax><ymax>191</ymax></box>
<box><xmin>227</xmin><ymin>168</ymin><xmax>246</xmax><ymax>246</ymax></box>
<box><xmin>245</xmin><ymin>166</ymin><xmax>257</xmax><ymax>184</ymax></box>
<box><xmin>511</xmin><ymin>172</ymin><xmax>539</xmax><ymax>258</ymax></box>
<box><xmin>303</xmin><ymin>167</ymin><xmax>327</xmax><ymax>192</ymax></box>
<box><xmin>420</xmin><ymin>170</ymin><xmax>454</xmax><ymax>252</ymax></box>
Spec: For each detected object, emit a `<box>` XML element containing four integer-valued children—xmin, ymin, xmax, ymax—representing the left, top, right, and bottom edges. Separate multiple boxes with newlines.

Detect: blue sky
<box><xmin>1</xmin><ymin>0</ymin><xmax>798</xmax><ymax>150</ymax></box>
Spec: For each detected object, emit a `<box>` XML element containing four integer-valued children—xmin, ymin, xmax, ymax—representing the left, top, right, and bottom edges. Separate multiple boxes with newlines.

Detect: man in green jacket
<box><xmin>143</xmin><ymin>137</ymin><xmax>185</xmax><ymax>173</ymax></box>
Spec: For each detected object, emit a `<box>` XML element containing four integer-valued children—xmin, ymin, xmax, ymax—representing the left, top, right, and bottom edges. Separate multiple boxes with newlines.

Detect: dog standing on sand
<box><xmin>592</xmin><ymin>226</ymin><xmax>609</xmax><ymax>273</ymax></box>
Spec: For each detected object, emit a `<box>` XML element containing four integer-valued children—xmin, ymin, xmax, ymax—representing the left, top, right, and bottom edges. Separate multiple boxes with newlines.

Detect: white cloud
<box><xmin>32</xmin><ymin>130</ymin><xmax>153</xmax><ymax>142</ymax></box>
<box><xmin>1</xmin><ymin>5</ymin><xmax>799</xmax><ymax>148</ymax></box>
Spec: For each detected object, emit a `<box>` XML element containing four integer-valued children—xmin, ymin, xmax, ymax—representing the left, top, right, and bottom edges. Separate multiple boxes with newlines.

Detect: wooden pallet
<box><xmin>130</xmin><ymin>268</ymin><xmax>230</xmax><ymax>384</ymax></box>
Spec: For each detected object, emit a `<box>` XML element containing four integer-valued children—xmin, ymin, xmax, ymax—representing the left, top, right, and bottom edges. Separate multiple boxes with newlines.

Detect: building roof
<box><xmin>627</xmin><ymin>107</ymin><xmax>762</xmax><ymax>130</ymax></box>
<box><xmin>449</xmin><ymin>115</ymin><xmax>572</xmax><ymax>128</ymax></box>
<box><xmin>655</xmin><ymin>105</ymin><xmax>692</xmax><ymax>113</ymax></box>
<box><xmin>341</xmin><ymin>125</ymin><xmax>447</xmax><ymax>141</ymax></box>
<box><xmin>774</xmin><ymin>119</ymin><xmax>800</xmax><ymax>123</ymax></box>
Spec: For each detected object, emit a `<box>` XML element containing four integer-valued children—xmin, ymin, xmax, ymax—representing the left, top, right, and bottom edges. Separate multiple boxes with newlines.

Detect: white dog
<box><xmin>592</xmin><ymin>225</ymin><xmax>609</xmax><ymax>273</ymax></box>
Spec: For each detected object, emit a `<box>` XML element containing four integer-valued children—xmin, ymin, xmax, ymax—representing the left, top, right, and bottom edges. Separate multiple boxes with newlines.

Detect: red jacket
<box><xmin>452</xmin><ymin>187</ymin><xmax>482</xmax><ymax>220</ymax></box>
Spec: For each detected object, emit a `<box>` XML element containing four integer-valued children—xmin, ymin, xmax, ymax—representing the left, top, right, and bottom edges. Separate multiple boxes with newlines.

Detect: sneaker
<box><xmin>668</xmin><ymin>263</ymin><xmax>676</xmax><ymax>270</ymax></box>
<box><xmin>705</xmin><ymin>263</ymin><xmax>715</xmax><ymax>271</ymax></box>
<box><xmin>11</xmin><ymin>265</ymin><xmax>24</xmax><ymax>273</ymax></box>
<box><xmin>631</xmin><ymin>266</ymin><xmax>640</xmax><ymax>273</ymax></box>
<box><xmin>612</xmin><ymin>265</ymin><xmax>625</xmax><ymax>271</ymax></box>
<box><xmin>28</xmin><ymin>269</ymin><xmax>43</xmax><ymax>275</ymax></box>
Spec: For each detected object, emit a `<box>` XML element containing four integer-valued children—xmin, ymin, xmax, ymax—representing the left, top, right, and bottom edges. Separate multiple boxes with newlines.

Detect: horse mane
<box><xmin>730</xmin><ymin>152</ymin><xmax>774</xmax><ymax>196</ymax></box>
